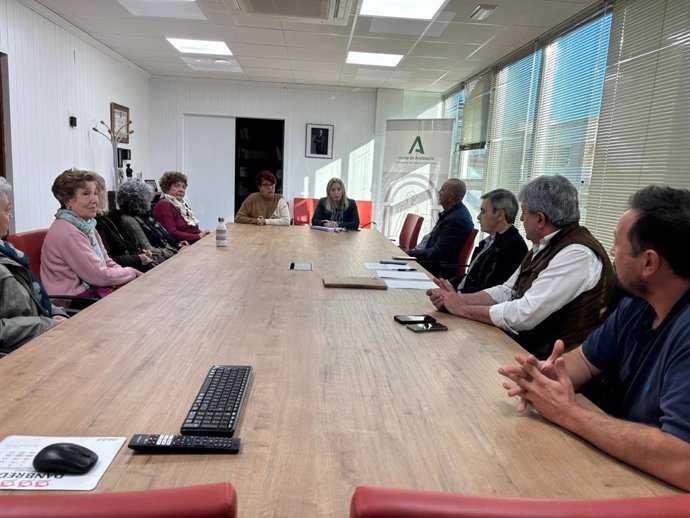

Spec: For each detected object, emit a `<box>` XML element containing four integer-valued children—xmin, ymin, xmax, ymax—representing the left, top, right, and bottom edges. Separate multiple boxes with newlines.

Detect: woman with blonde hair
<box><xmin>41</xmin><ymin>169</ymin><xmax>141</xmax><ymax>297</ymax></box>
<box><xmin>312</xmin><ymin>178</ymin><xmax>359</xmax><ymax>230</ymax></box>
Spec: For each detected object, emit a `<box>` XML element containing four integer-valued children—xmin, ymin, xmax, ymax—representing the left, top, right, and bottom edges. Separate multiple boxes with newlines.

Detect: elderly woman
<box><xmin>40</xmin><ymin>169</ymin><xmax>141</xmax><ymax>297</ymax></box>
<box><xmin>312</xmin><ymin>178</ymin><xmax>359</xmax><ymax>230</ymax></box>
<box><xmin>235</xmin><ymin>171</ymin><xmax>289</xmax><ymax>226</ymax></box>
<box><xmin>152</xmin><ymin>171</ymin><xmax>209</xmax><ymax>242</ymax></box>
<box><xmin>117</xmin><ymin>180</ymin><xmax>185</xmax><ymax>264</ymax></box>
<box><xmin>93</xmin><ymin>173</ymin><xmax>152</xmax><ymax>272</ymax></box>
<box><xmin>0</xmin><ymin>178</ymin><xmax>68</xmax><ymax>355</ymax></box>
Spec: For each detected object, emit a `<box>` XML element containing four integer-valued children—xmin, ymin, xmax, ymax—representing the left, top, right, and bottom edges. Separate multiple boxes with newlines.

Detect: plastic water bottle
<box><xmin>216</xmin><ymin>217</ymin><xmax>227</xmax><ymax>247</ymax></box>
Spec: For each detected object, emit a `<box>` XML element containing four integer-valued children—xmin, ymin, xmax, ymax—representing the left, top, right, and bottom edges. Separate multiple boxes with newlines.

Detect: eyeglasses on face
<box><xmin>260</xmin><ymin>183</ymin><xmax>275</xmax><ymax>188</ymax></box>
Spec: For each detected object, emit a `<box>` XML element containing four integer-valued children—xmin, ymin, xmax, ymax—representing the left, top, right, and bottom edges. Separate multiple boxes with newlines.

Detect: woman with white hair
<box><xmin>0</xmin><ymin>178</ymin><xmax>68</xmax><ymax>355</ymax></box>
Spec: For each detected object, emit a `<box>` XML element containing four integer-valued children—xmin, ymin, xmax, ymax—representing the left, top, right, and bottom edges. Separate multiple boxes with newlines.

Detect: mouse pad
<box><xmin>0</xmin><ymin>435</ymin><xmax>125</xmax><ymax>490</ymax></box>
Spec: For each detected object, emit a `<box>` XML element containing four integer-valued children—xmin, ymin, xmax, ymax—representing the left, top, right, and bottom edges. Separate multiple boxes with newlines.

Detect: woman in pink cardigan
<box><xmin>152</xmin><ymin>171</ymin><xmax>209</xmax><ymax>243</ymax></box>
<box><xmin>41</xmin><ymin>169</ymin><xmax>142</xmax><ymax>297</ymax></box>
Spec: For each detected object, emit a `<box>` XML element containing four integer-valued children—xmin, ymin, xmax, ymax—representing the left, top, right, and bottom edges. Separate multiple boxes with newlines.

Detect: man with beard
<box><xmin>499</xmin><ymin>185</ymin><xmax>690</xmax><ymax>491</ymax></box>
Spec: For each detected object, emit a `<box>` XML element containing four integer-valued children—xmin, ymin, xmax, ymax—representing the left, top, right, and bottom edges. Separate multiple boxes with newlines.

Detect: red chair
<box><xmin>440</xmin><ymin>227</ymin><xmax>478</xmax><ymax>278</ymax></box>
<box><xmin>398</xmin><ymin>213</ymin><xmax>424</xmax><ymax>250</ymax></box>
<box><xmin>6</xmin><ymin>229</ymin><xmax>48</xmax><ymax>278</ymax></box>
<box><xmin>0</xmin><ymin>482</ymin><xmax>237</xmax><ymax>518</ymax></box>
<box><xmin>293</xmin><ymin>197</ymin><xmax>373</xmax><ymax>229</ymax></box>
<box><xmin>7</xmin><ymin>228</ymin><xmax>97</xmax><ymax>313</ymax></box>
<box><xmin>293</xmin><ymin>197</ymin><xmax>318</xmax><ymax>226</ymax></box>
<box><xmin>350</xmin><ymin>486</ymin><xmax>690</xmax><ymax>518</ymax></box>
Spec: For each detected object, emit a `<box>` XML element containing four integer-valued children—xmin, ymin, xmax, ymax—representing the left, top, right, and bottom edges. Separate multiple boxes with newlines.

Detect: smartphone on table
<box><xmin>394</xmin><ymin>314</ymin><xmax>437</xmax><ymax>324</ymax></box>
<box><xmin>406</xmin><ymin>322</ymin><xmax>449</xmax><ymax>333</ymax></box>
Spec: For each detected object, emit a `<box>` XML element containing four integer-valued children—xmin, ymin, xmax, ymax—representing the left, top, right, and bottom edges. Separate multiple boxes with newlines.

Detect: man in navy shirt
<box><xmin>499</xmin><ymin>185</ymin><xmax>690</xmax><ymax>491</ymax></box>
<box><xmin>402</xmin><ymin>178</ymin><xmax>473</xmax><ymax>278</ymax></box>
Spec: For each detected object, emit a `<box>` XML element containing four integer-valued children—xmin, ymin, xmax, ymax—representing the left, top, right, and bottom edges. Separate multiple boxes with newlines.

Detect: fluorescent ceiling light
<box><xmin>167</xmin><ymin>38</ymin><xmax>232</xmax><ymax>55</ymax></box>
<box><xmin>347</xmin><ymin>51</ymin><xmax>403</xmax><ymax>67</ymax></box>
<box><xmin>469</xmin><ymin>4</ymin><xmax>497</xmax><ymax>21</ymax></box>
<box><xmin>360</xmin><ymin>0</ymin><xmax>445</xmax><ymax>20</ymax></box>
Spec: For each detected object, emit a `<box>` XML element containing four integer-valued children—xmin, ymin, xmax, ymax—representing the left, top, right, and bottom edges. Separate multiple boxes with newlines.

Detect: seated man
<box><xmin>499</xmin><ymin>185</ymin><xmax>690</xmax><ymax>491</ymax></box>
<box><xmin>402</xmin><ymin>178</ymin><xmax>473</xmax><ymax>278</ymax></box>
<box><xmin>450</xmin><ymin>188</ymin><xmax>527</xmax><ymax>293</ymax></box>
<box><xmin>428</xmin><ymin>175</ymin><xmax>616</xmax><ymax>358</ymax></box>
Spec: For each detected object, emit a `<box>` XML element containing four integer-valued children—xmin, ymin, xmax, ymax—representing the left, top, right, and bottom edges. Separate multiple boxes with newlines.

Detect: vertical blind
<box><xmin>444</xmin><ymin>90</ymin><xmax>465</xmax><ymax>178</ymax></box>
<box><xmin>584</xmin><ymin>0</ymin><xmax>690</xmax><ymax>251</ymax></box>
<box><xmin>460</xmin><ymin>72</ymin><xmax>492</xmax><ymax>147</ymax></box>
<box><xmin>532</xmin><ymin>14</ymin><xmax>612</xmax><ymax>218</ymax></box>
<box><xmin>485</xmin><ymin>51</ymin><xmax>542</xmax><ymax>196</ymax></box>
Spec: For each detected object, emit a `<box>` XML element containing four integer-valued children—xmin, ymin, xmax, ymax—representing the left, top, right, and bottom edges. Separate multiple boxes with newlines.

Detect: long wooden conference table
<box><xmin>0</xmin><ymin>225</ymin><xmax>678</xmax><ymax>514</ymax></box>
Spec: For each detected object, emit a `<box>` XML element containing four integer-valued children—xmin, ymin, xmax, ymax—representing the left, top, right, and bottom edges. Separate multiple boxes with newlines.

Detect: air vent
<box><xmin>227</xmin><ymin>0</ymin><xmax>354</xmax><ymax>25</ymax></box>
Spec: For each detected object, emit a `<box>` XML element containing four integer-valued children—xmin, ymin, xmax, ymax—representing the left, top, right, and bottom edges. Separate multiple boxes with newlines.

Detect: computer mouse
<box><xmin>32</xmin><ymin>443</ymin><xmax>99</xmax><ymax>474</ymax></box>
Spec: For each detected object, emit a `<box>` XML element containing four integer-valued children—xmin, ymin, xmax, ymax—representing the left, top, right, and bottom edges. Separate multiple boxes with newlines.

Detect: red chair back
<box><xmin>0</xmin><ymin>482</ymin><xmax>236</xmax><ymax>518</ymax></box>
<box><xmin>457</xmin><ymin>227</ymin><xmax>478</xmax><ymax>276</ymax></box>
<box><xmin>293</xmin><ymin>197</ymin><xmax>373</xmax><ymax>229</ymax></box>
<box><xmin>351</xmin><ymin>486</ymin><xmax>690</xmax><ymax>518</ymax></box>
<box><xmin>6</xmin><ymin>229</ymin><xmax>48</xmax><ymax>279</ymax></box>
<box><xmin>398</xmin><ymin>213</ymin><xmax>424</xmax><ymax>250</ymax></box>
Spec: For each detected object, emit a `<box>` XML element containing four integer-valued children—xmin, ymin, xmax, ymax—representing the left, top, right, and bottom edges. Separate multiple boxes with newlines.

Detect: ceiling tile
<box><xmin>287</xmin><ymin>47</ymin><xmax>346</xmax><ymax>62</ymax></box>
<box><xmin>409</xmin><ymin>42</ymin><xmax>479</xmax><ymax>59</ymax></box>
<box><xmin>427</xmin><ymin>22</ymin><xmax>503</xmax><ymax>45</ymax></box>
<box><xmin>230</xmin><ymin>43</ymin><xmax>289</xmax><ymax>59</ymax></box>
<box><xmin>290</xmin><ymin>61</ymin><xmax>343</xmax><ymax>73</ymax></box>
<box><xmin>284</xmin><ymin>32</ymin><xmax>349</xmax><ymax>50</ymax></box>
<box><xmin>349</xmin><ymin>37</ymin><xmax>415</xmax><ymax>55</ymax></box>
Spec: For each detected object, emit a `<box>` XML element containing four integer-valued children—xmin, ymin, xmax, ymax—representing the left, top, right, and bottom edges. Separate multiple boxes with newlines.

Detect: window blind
<box><xmin>460</xmin><ymin>72</ymin><xmax>492</xmax><ymax>147</ymax></box>
<box><xmin>585</xmin><ymin>0</ymin><xmax>690</xmax><ymax>251</ymax></box>
<box><xmin>532</xmin><ymin>14</ymin><xmax>612</xmax><ymax>219</ymax></box>
<box><xmin>485</xmin><ymin>51</ymin><xmax>543</xmax><ymax>196</ymax></box>
<box><xmin>444</xmin><ymin>90</ymin><xmax>465</xmax><ymax>178</ymax></box>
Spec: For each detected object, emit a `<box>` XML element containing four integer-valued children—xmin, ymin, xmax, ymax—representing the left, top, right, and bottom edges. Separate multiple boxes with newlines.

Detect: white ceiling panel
<box><xmin>31</xmin><ymin>0</ymin><xmax>600</xmax><ymax>92</ymax></box>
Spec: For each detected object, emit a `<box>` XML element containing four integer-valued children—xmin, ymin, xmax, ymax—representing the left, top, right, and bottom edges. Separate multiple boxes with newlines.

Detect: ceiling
<box><xmin>33</xmin><ymin>0</ymin><xmax>598</xmax><ymax>93</ymax></box>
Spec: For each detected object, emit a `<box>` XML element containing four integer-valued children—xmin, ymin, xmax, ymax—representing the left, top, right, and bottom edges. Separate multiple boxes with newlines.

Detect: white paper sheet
<box><xmin>0</xmin><ymin>436</ymin><xmax>126</xmax><ymax>491</ymax></box>
<box><xmin>383</xmin><ymin>279</ymin><xmax>437</xmax><ymax>289</ymax></box>
<box><xmin>364</xmin><ymin>263</ymin><xmax>415</xmax><ymax>270</ymax></box>
<box><xmin>376</xmin><ymin>270</ymin><xmax>429</xmax><ymax>280</ymax></box>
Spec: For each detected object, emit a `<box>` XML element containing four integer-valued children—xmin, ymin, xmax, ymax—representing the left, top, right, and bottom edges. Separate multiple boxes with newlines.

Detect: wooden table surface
<box><xmin>0</xmin><ymin>225</ymin><xmax>678</xmax><ymax>514</ymax></box>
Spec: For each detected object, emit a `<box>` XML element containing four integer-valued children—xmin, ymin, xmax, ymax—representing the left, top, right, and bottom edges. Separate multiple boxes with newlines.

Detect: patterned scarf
<box><xmin>162</xmin><ymin>194</ymin><xmax>200</xmax><ymax>227</ymax></box>
<box><xmin>0</xmin><ymin>239</ymin><xmax>53</xmax><ymax>315</ymax></box>
<box><xmin>55</xmin><ymin>209</ymin><xmax>104</xmax><ymax>290</ymax></box>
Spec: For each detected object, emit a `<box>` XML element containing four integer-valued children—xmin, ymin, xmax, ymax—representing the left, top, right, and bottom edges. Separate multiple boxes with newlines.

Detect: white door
<box><xmin>183</xmin><ymin>115</ymin><xmax>235</xmax><ymax>229</ymax></box>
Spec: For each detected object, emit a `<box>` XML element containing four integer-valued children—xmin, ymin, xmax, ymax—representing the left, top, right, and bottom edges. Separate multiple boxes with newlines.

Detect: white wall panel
<box><xmin>149</xmin><ymin>78</ymin><xmax>378</xmax><ymax>212</ymax></box>
<box><xmin>3</xmin><ymin>0</ymin><xmax>150</xmax><ymax>232</ymax></box>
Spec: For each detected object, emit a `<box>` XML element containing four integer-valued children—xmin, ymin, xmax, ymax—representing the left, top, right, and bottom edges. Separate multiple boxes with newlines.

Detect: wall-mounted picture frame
<box><xmin>110</xmin><ymin>102</ymin><xmax>131</xmax><ymax>144</ymax></box>
<box><xmin>306</xmin><ymin>123</ymin><xmax>333</xmax><ymax>159</ymax></box>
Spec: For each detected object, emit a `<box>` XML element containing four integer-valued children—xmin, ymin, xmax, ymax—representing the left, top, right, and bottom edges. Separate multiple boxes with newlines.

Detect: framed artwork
<box><xmin>306</xmin><ymin>123</ymin><xmax>333</xmax><ymax>159</ymax></box>
<box><xmin>110</xmin><ymin>102</ymin><xmax>131</xmax><ymax>144</ymax></box>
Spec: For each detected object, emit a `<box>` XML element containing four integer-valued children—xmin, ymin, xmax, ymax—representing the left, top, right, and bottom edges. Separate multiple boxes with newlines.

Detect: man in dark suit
<box><xmin>402</xmin><ymin>178</ymin><xmax>473</xmax><ymax>278</ymax></box>
<box><xmin>451</xmin><ymin>188</ymin><xmax>527</xmax><ymax>293</ymax></box>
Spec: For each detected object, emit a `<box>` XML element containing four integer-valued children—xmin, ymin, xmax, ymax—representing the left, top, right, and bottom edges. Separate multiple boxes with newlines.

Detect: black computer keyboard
<box><xmin>180</xmin><ymin>365</ymin><xmax>252</xmax><ymax>437</ymax></box>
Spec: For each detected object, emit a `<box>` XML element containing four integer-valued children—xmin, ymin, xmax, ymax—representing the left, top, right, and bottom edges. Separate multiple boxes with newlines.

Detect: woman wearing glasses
<box><xmin>235</xmin><ymin>171</ymin><xmax>289</xmax><ymax>226</ymax></box>
<box><xmin>312</xmin><ymin>177</ymin><xmax>359</xmax><ymax>230</ymax></box>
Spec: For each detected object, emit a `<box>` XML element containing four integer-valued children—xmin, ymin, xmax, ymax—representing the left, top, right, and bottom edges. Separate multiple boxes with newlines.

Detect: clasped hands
<box><xmin>498</xmin><ymin>339</ymin><xmax>578</xmax><ymax>425</ymax></box>
<box><xmin>426</xmin><ymin>277</ymin><xmax>468</xmax><ymax>315</ymax></box>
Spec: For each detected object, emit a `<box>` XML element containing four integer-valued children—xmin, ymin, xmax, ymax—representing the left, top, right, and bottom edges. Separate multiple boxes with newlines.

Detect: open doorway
<box><xmin>235</xmin><ymin>118</ymin><xmax>284</xmax><ymax>210</ymax></box>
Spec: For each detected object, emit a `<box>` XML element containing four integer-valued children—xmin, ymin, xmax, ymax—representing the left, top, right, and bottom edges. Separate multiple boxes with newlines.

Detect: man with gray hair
<box><xmin>428</xmin><ymin>175</ymin><xmax>616</xmax><ymax>358</ymax></box>
<box><xmin>449</xmin><ymin>188</ymin><xmax>527</xmax><ymax>293</ymax></box>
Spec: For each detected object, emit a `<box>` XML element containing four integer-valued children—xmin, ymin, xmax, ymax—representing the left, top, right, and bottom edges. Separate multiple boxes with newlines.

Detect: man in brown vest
<box><xmin>427</xmin><ymin>175</ymin><xmax>616</xmax><ymax>359</ymax></box>
<box><xmin>498</xmin><ymin>186</ymin><xmax>690</xmax><ymax>490</ymax></box>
